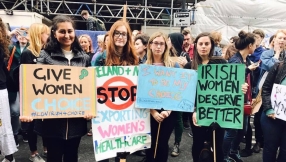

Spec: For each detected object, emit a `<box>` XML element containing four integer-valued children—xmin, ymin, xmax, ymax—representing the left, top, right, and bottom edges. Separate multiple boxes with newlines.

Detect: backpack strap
<box><xmin>7</xmin><ymin>46</ymin><xmax>16</xmax><ymax>71</ymax></box>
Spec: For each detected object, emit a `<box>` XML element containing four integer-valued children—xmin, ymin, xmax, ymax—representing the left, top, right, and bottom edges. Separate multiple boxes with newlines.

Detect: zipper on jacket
<box><xmin>65</xmin><ymin>61</ymin><xmax>71</xmax><ymax>140</ymax></box>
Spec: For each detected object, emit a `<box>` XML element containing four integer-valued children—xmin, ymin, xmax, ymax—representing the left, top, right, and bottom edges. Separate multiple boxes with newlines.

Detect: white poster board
<box><xmin>92</xmin><ymin>66</ymin><xmax>151</xmax><ymax>161</ymax></box>
<box><xmin>271</xmin><ymin>84</ymin><xmax>286</xmax><ymax>121</ymax></box>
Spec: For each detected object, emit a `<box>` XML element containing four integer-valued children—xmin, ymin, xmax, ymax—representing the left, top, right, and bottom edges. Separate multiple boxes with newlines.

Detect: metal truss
<box><xmin>0</xmin><ymin>0</ymin><xmax>197</xmax><ymax>26</ymax></box>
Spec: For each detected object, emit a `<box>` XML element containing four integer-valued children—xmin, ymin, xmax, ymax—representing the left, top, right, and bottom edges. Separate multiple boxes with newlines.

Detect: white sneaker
<box><xmin>2</xmin><ymin>158</ymin><xmax>15</xmax><ymax>162</ymax></box>
<box><xmin>29</xmin><ymin>154</ymin><xmax>45</xmax><ymax>162</ymax></box>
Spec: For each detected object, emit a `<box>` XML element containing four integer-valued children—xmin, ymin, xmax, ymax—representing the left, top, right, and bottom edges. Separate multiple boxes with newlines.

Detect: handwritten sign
<box><xmin>271</xmin><ymin>84</ymin><xmax>286</xmax><ymax>121</ymax></box>
<box><xmin>196</xmin><ymin>64</ymin><xmax>245</xmax><ymax>129</ymax></box>
<box><xmin>135</xmin><ymin>64</ymin><xmax>197</xmax><ymax>112</ymax></box>
<box><xmin>20</xmin><ymin>64</ymin><xmax>96</xmax><ymax>119</ymax></box>
<box><xmin>92</xmin><ymin>66</ymin><xmax>151</xmax><ymax>161</ymax></box>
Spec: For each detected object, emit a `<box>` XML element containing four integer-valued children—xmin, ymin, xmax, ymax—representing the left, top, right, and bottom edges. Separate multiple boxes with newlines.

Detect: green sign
<box><xmin>196</xmin><ymin>64</ymin><xmax>245</xmax><ymax>129</ymax></box>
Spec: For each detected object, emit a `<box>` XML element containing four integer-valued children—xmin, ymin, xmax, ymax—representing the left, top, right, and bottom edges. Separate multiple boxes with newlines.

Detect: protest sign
<box><xmin>20</xmin><ymin>64</ymin><xmax>96</xmax><ymax>119</ymax></box>
<box><xmin>92</xmin><ymin>66</ymin><xmax>151</xmax><ymax>161</ymax></box>
<box><xmin>196</xmin><ymin>64</ymin><xmax>245</xmax><ymax>129</ymax></box>
<box><xmin>135</xmin><ymin>64</ymin><xmax>197</xmax><ymax>112</ymax></box>
<box><xmin>271</xmin><ymin>84</ymin><xmax>286</xmax><ymax>121</ymax></box>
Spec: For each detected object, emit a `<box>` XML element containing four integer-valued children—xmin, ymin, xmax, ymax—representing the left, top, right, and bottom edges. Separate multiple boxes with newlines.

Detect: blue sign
<box><xmin>136</xmin><ymin>64</ymin><xmax>197</xmax><ymax>112</ymax></box>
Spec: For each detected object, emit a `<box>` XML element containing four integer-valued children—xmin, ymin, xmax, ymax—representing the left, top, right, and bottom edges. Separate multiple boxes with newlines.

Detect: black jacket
<box><xmin>21</xmin><ymin>49</ymin><xmax>38</xmax><ymax>64</ymax></box>
<box><xmin>262</xmin><ymin>60</ymin><xmax>286</xmax><ymax>113</ymax></box>
<box><xmin>34</xmin><ymin>49</ymin><xmax>90</xmax><ymax>140</ymax></box>
<box><xmin>0</xmin><ymin>48</ymin><xmax>8</xmax><ymax>90</ymax></box>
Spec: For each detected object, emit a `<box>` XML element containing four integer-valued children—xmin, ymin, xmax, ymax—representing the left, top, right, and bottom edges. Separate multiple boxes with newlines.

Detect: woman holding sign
<box><xmin>97</xmin><ymin>20</ymin><xmax>138</xmax><ymax>162</ymax></box>
<box><xmin>222</xmin><ymin>31</ymin><xmax>258</xmax><ymax>162</ymax></box>
<box><xmin>185</xmin><ymin>32</ymin><xmax>249</xmax><ymax>162</ymax></box>
<box><xmin>144</xmin><ymin>31</ymin><xmax>180</xmax><ymax>162</ymax></box>
<box><xmin>20</xmin><ymin>15</ymin><xmax>93</xmax><ymax>162</ymax></box>
<box><xmin>20</xmin><ymin>23</ymin><xmax>50</xmax><ymax>162</ymax></box>
<box><xmin>261</xmin><ymin>53</ymin><xmax>286</xmax><ymax>161</ymax></box>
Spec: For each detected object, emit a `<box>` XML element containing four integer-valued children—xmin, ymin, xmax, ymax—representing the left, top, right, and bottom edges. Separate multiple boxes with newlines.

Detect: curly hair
<box><xmin>0</xmin><ymin>17</ymin><xmax>10</xmax><ymax>59</ymax></box>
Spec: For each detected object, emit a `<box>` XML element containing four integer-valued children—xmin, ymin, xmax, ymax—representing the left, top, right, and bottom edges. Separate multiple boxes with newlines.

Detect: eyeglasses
<box><xmin>114</xmin><ymin>30</ymin><xmax>127</xmax><ymax>38</ymax></box>
<box><xmin>151</xmin><ymin>42</ymin><xmax>165</xmax><ymax>47</ymax></box>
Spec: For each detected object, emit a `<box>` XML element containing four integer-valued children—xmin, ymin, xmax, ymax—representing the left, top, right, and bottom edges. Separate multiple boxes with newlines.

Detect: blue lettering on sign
<box><xmin>92</xmin><ymin>109</ymin><xmax>149</xmax><ymax>124</ymax></box>
<box><xmin>31</xmin><ymin>98</ymin><xmax>91</xmax><ymax>112</ymax></box>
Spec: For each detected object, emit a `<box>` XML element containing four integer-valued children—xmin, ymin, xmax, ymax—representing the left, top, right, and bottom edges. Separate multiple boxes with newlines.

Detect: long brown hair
<box><xmin>105</xmin><ymin>20</ymin><xmax>138</xmax><ymax>66</ymax></box>
<box><xmin>192</xmin><ymin>32</ymin><xmax>215</xmax><ymax>70</ymax></box>
<box><xmin>0</xmin><ymin>17</ymin><xmax>10</xmax><ymax>59</ymax></box>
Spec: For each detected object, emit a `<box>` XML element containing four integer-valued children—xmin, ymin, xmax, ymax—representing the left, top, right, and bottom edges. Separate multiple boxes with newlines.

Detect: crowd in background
<box><xmin>0</xmin><ymin>11</ymin><xmax>285</xmax><ymax>162</ymax></box>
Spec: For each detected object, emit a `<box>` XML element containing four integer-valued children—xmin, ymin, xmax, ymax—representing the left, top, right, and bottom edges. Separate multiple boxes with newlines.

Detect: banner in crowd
<box><xmin>92</xmin><ymin>66</ymin><xmax>151</xmax><ymax>161</ymax></box>
<box><xmin>271</xmin><ymin>84</ymin><xmax>286</xmax><ymax>121</ymax></box>
<box><xmin>196</xmin><ymin>64</ymin><xmax>245</xmax><ymax>129</ymax></box>
<box><xmin>135</xmin><ymin>64</ymin><xmax>198</xmax><ymax>112</ymax></box>
<box><xmin>20</xmin><ymin>64</ymin><xmax>96</xmax><ymax>119</ymax></box>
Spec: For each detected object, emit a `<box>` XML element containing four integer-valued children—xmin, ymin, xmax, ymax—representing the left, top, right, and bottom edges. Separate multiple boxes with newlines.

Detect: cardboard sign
<box><xmin>92</xmin><ymin>66</ymin><xmax>151</xmax><ymax>161</ymax></box>
<box><xmin>136</xmin><ymin>64</ymin><xmax>198</xmax><ymax>112</ymax></box>
<box><xmin>271</xmin><ymin>84</ymin><xmax>286</xmax><ymax>121</ymax></box>
<box><xmin>20</xmin><ymin>64</ymin><xmax>96</xmax><ymax>119</ymax></box>
<box><xmin>196</xmin><ymin>64</ymin><xmax>245</xmax><ymax>129</ymax></box>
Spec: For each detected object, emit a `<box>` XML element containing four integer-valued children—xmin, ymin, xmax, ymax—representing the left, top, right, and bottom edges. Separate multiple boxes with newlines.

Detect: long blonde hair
<box><xmin>27</xmin><ymin>23</ymin><xmax>50</xmax><ymax>57</ymax></box>
<box><xmin>145</xmin><ymin>32</ymin><xmax>174</xmax><ymax>67</ymax></box>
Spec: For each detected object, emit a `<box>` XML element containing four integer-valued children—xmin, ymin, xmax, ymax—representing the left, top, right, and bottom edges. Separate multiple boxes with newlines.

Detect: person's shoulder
<box><xmin>21</xmin><ymin>49</ymin><xmax>32</xmax><ymax>55</ymax></box>
<box><xmin>261</xmin><ymin>49</ymin><xmax>274</xmax><ymax>55</ymax></box>
<box><xmin>87</xmin><ymin>17</ymin><xmax>96</xmax><ymax>21</ymax></box>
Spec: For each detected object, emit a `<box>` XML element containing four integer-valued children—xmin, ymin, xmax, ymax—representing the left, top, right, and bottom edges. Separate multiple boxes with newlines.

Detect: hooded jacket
<box><xmin>169</xmin><ymin>33</ymin><xmax>191</xmax><ymax>62</ymax></box>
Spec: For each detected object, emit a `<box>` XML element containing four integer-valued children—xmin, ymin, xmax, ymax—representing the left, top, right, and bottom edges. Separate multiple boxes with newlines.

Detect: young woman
<box><xmin>0</xmin><ymin>17</ymin><xmax>18</xmax><ymax>162</ymax></box>
<box><xmin>261</xmin><ymin>50</ymin><xmax>286</xmax><ymax>162</ymax></box>
<box><xmin>78</xmin><ymin>34</ymin><xmax>94</xmax><ymax>61</ymax></box>
<box><xmin>187</xmin><ymin>32</ymin><xmax>248</xmax><ymax>162</ymax></box>
<box><xmin>222</xmin><ymin>30</ymin><xmax>258</xmax><ymax>162</ymax></box>
<box><xmin>20</xmin><ymin>15</ymin><xmax>93</xmax><ymax>162</ymax></box>
<box><xmin>134</xmin><ymin>34</ymin><xmax>149</xmax><ymax>64</ymax></box>
<box><xmin>97</xmin><ymin>20</ymin><xmax>138</xmax><ymax>162</ymax></box>
<box><xmin>144</xmin><ymin>31</ymin><xmax>179</xmax><ymax>162</ymax></box>
<box><xmin>20</xmin><ymin>23</ymin><xmax>50</xmax><ymax>162</ymax></box>
<box><xmin>261</xmin><ymin>30</ymin><xmax>286</xmax><ymax>73</ymax></box>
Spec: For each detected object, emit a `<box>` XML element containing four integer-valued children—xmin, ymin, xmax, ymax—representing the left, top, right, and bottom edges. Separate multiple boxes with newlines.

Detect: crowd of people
<box><xmin>0</xmin><ymin>12</ymin><xmax>285</xmax><ymax>162</ymax></box>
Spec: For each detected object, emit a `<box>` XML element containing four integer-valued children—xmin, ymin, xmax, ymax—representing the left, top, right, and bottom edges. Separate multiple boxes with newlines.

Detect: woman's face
<box><xmin>134</xmin><ymin>39</ymin><xmax>146</xmax><ymax>54</ymax></box>
<box><xmin>54</xmin><ymin>22</ymin><xmax>75</xmax><ymax>49</ymax></box>
<box><xmin>196</xmin><ymin>36</ymin><xmax>212</xmax><ymax>57</ymax></box>
<box><xmin>79</xmin><ymin>37</ymin><xmax>90</xmax><ymax>52</ymax></box>
<box><xmin>150</xmin><ymin>36</ymin><xmax>166</xmax><ymax>57</ymax></box>
<box><xmin>248</xmin><ymin>43</ymin><xmax>256</xmax><ymax>55</ymax></box>
<box><xmin>114</xmin><ymin>25</ymin><xmax>128</xmax><ymax>47</ymax></box>
<box><xmin>41</xmin><ymin>32</ymin><xmax>50</xmax><ymax>45</ymax></box>
<box><xmin>275</xmin><ymin>32</ymin><xmax>286</xmax><ymax>48</ymax></box>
